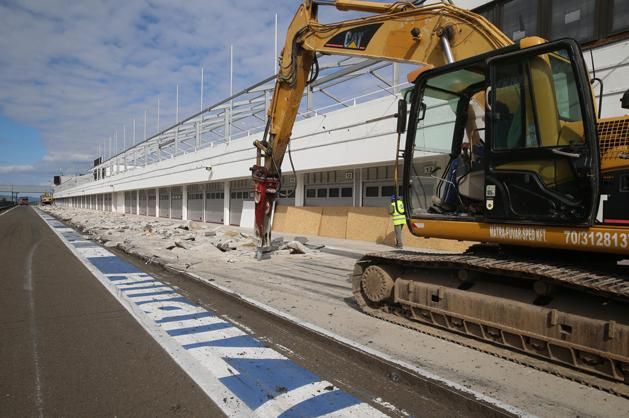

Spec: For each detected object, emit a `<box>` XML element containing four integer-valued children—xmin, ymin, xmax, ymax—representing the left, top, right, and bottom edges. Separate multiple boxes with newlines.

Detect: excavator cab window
<box><xmin>404</xmin><ymin>64</ymin><xmax>488</xmax><ymax>218</ymax></box>
<box><xmin>404</xmin><ymin>39</ymin><xmax>598</xmax><ymax>227</ymax></box>
<box><xmin>485</xmin><ymin>40</ymin><xmax>599</xmax><ymax>226</ymax></box>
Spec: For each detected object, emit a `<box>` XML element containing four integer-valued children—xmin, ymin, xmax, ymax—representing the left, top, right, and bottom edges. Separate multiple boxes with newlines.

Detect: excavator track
<box><xmin>352</xmin><ymin>247</ymin><xmax>629</xmax><ymax>398</ymax></box>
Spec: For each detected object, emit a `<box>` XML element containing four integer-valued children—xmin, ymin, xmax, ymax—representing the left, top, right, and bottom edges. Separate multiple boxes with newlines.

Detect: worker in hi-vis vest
<box><xmin>389</xmin><ymin>195</ymin><xmax>406</xmax><ymax>248</ymax></box>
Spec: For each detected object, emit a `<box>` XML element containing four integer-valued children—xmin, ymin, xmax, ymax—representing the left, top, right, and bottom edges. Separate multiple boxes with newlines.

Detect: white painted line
<box><xmin>123</xmin><ymin>286</ymin><xmax>173</xmax><ymax>296</ymax></box>
<box><xmin>182</xmin><ymin>272</ymin><xmax>534</xmax><ymax>418</ymax></box>
<box><xmin>0</xmin><ymin>205</ymin><xmax>18</xmax><ymax>217</ymax></box>
<box><xmin>76</xmin><ymin>247</ymin><xmax>114</xmax><ymax>258</ymax></box>
<box><xmin>158</xmin><ymin>316</ymin><xmax>228</xmax><ymax>331</ymax></box>
<box><xmin>209</xmin><ymin>346</ymin><xmax>288</xmax><ymax>361</ymax></box>
<box><xmin>25</xmin><ymin>239</ymin><xmax>44</xmax><ymax>418</ymax></box>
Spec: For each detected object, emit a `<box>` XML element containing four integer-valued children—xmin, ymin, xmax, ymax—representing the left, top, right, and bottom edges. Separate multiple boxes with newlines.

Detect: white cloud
<box><xmin>0</xmin><ymin>164</ymin><xmax>35</xmax><ymax>174</ymax></box>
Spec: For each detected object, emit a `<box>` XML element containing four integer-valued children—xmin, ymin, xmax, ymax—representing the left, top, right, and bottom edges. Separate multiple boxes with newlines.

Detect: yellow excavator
<box><xmin>41</xmin><ymin>192</ymin><xmax>53</xmax><ymax>205</ymax></box>
<box><xmin>251</xmin><ymin>0</ymin><xmax>629</xmax><ymax>393</ymax></box>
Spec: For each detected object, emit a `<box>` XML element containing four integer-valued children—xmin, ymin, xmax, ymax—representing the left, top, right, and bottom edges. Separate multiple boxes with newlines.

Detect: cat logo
<box><xmin>324</xmin><ymin>23</ymin><xmax>382</xmax><ymax>51</ymax></box>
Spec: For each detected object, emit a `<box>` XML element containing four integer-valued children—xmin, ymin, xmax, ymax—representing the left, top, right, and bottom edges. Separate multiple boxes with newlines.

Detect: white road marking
<box><xmin>25</xmin><ymin>239</ymin><xmax>44</xmax><ymax>418</ymax></box>
<box><xmin>75</xmin><ymin>247</ymin><xmax>113</xmax><ymax>258</ymax></box>
<box><xmin>0</xmin><ymin>206</ymin><xmax>18</xmax><ymax>217</ymax></box>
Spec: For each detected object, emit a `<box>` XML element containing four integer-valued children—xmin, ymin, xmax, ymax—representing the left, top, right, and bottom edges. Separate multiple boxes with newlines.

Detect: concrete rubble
<box><xmin>41</xmin><ymin>206</ymin><xmax>316</xmax><ymax>272</ymax></box>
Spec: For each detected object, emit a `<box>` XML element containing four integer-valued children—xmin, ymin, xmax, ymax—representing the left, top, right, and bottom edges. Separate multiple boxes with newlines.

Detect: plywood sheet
<box><xmin>272</xmin><ymin>205</ymin><xmax>289</xmax><ymax>232</ymax></box>
<box><xmin>277</xmin><ymin>207</ymin><xmax>323</xmax><ymax>235</ymax></box>
<box><xmin>319</xmin><ymin>207</ymin><xmax>348</xmax><ymax>239</ymax></box>
<box><xmin>346</xmin><ymin>207</ymin><xmax>389</xmax><ymax>242</ymax></box>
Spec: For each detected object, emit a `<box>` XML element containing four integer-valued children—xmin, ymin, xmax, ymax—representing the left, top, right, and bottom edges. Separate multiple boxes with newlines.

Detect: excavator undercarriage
<box><xmin>352</xmin><ymin>247</ymin><xmax>629</xmax><ymax>396</ymax></box>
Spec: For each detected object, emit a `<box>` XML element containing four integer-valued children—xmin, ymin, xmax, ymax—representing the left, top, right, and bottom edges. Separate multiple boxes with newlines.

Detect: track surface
<box><xmin>0</xmin><ymin>206</ymin><xmax>223</xmax><ymax>417</ymax></box>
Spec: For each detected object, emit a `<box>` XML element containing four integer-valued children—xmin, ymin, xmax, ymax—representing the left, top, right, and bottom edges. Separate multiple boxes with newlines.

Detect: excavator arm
<box><xmin>252</xmin><ymin>0</ymin><xmax>513</xmax><ymax>248</ymax></box>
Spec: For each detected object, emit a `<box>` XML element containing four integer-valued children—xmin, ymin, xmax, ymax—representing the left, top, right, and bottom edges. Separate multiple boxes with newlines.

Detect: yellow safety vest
<box><xmin>391</xmin><ymin>199</ymin><xmax>406</xmax><ymax>225</ymax></box>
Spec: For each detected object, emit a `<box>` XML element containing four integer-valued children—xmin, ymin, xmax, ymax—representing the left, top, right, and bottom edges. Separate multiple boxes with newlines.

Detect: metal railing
<box><xmin>91</xmin><ymin>57</ymin><xmax>411</xmax><ymax>182</ymax></box>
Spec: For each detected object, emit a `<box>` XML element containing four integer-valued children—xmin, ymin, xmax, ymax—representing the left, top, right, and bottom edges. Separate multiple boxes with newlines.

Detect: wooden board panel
<box><xmin>346</xmin><ymin>207</ymin><xmax>389</xmax><ymax>242</ymax></box>
<box><xmin>271</xmin><ymin>205</ymin><xmax>289</xmax><ymax>232</ymax></box>
<box><xmin>319</xmin><ymin>207</ymin><xmax>348</xmax><ymax>239</ymax></box>
<box><xmin>273</xmin><ymin>206</ymin><xmax>323</xmax><ymax>235</ymax></box>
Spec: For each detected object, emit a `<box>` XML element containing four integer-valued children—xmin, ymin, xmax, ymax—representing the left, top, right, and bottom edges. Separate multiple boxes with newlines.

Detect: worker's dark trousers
<box><xmin>394</xmin><ymin>224</ymin><xmax>404</xmax><ymax>248</ymax></box>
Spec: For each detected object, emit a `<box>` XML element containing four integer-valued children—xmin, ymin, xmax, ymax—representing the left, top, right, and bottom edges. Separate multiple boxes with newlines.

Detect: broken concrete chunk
<box><xmin>104</xmin><ymin>241</ymin><xmax>119</xmax><ymax>248</ymax></box>
<box><xmin>215</xmin><ymin>239</ymin><xmax>238</xmax><ymax>252</ymax></box>
<box><xmin>205</xmin><ymin>231</ymin><xmax>217</xmax><ymax>237</ymax></box>
<box><xmin>143</xmin><ymin>224</ymin><xmax>153</xmax><ymax>233</ymax></box>
<box><xmin>281</xmin><ymin>240</ymin><xmax>309</xmax><ymax>254</ymax></box>
<box><xmin>293</xmin><ymin>236</ymin><xmax>308</xmax><ymax>244</ymax></box>
<box><xmin>174</xmin><ymin>239</ymin><xmax>190</xmax><ymax>250</ymax></box>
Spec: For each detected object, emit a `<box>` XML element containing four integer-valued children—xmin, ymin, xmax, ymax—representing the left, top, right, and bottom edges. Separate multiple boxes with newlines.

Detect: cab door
<box><xmin>484</xmin><ymin>40</ymin><xmax>599</xmax><ymax>226</ymax></box>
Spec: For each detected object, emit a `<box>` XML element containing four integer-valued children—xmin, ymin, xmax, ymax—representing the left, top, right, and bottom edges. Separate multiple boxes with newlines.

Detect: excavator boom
<box><xmin>252</xmin><ymin>0</ymin><xmax>512</xmax><ymax>247</ymax></box>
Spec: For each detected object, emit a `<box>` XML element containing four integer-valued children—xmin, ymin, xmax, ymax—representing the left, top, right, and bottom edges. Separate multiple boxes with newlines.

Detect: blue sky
<box><xmin>0</xmin><ymin>0</ymin><xmax>485</xmax><ymax>186</ymax></box>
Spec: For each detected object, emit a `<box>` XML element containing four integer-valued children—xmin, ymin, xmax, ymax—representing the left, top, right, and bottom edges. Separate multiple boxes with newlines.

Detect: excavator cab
<box><xmin>404</xmin><ymin>39</ymin><xmax>599</xmax><ymax>227</ymax></box>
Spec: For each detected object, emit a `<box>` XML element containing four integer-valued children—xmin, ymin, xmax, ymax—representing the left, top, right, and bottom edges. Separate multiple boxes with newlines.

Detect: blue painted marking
<box><xmin>278</xmin><ymin>390</ymin><xmax>360</xmax><ymax>418</ymax></box>
<box><xmin>183</xmin><ymin>335</ymin><xmax>263</xmax><ymax>350</ymax></box>
<box><xmin>88</xmin><ymin>256</ymin><xmax>140</xmax><ymax>275</ymax></box>
<box><xmin>135</xmin><ymin>296</ymin><xmax>192</xmax><ymax>306</ymax></box>
<box><xmin>166</xmin><ymin>322</ymin><xmax>232</xmax><ymax>337</ymax></box>
<box><xmin>157</xmin><ymin>311</ymin><xmax>215</xmax><ymax>324</ymax></box>
<box><xmin>219</xmin><ymin>358</ymin><xmax>321</xmax><ymax>410</ymax></box>
<box><xmin>126</xmin><ymin>289</ymin><xmax>176</xmax><ymax>299</ymax></box>
<box><xmin>108</xmin><ymin>275</ymin><xmax>132</xmax><ymax>281</ymax></box>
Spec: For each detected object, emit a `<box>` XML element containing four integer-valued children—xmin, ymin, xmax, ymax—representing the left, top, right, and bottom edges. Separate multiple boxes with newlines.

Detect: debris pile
<box><xmin>40</xmin><ymin>206</ymin><xmax>323</xmax><ymax>270</ymax></box>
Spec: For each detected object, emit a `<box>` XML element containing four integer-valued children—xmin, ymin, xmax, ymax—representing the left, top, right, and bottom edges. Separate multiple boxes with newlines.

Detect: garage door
<box><xmin>205</xmin><ymin>183</ymin><xmax>224</xmax><ymax>224</ymax></box>
<box><xmin>170</xmin><ymin>186</ymin><xmax>183</xmax><ymax>220</ymax></box>
<box><xmin>187</xmin><ymin>184</ymin><xmax>204</xmax><ymax>221</ymax></box>
<box><xmin>362</xmin><ymin>182</ymin><xmax>404</xmax><ymax>208</ymax></box>
<box><xmin>229</xmin><ymin>189</ymin><xmax>252</xmax><ymax>226</ymax></box>
<box><xmin>124</xmin><ymin>192</ymin><xmax>132</xmax><ymax>214</ymax></box>
<box><xmin>139</xmin><ymin>190</ymin><xmax>147</xmax><ymax>215</ymax></box>
<box><xmin>130</xmin><ymin>191</ymin><xmax>138</xmax><ymax>214</ymax></box>
<box><xmin>148</xmin><ymin>189</ymin><xmax>156</xmax><ymax>217</ymax></box>
<box><xmin>159</xmin><ymin>188</ymin><xmax>170</xmax><ymax>218</ymax></box>
<box><xmin>305</xmin><ymin>184</ymin><xmax>353</xmax><ymax>207</ymax></box>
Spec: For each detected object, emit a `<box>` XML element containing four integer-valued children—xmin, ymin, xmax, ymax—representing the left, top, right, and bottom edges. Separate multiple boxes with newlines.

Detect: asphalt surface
<box><xmin>0</xmin><ymin>206</ymin><xmax>223</xmax><ymax>417</ymax></box>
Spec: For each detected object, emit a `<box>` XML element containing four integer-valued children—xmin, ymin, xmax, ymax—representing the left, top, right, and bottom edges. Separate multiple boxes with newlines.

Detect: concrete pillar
<box><xmin>354</xmin><ymin>168</ymin><xmax>363</xmax><ymax>207</ymax></box>
<box><xmin>155</xmin><ymin>188</ymin><xmax>160</xmax><ymax>218</ymax></box>
<box><xmin>295</xmin><ymin>173</ymin><xmax>305</xmax><ymax>207</ymax></box>
<box><xmin>136</xmin><ymin>190</ymin><xmax>140</xmax><ymax>215</ymax></box>
<box><xmin>182</xmin><ymin>185</ymin><xmax>188</xmax><ymax>220</ymax></box>
<box><xmin>223</xmin><ymin>181</ymin><xmax>231</xmax><ymax>226</ymax></box>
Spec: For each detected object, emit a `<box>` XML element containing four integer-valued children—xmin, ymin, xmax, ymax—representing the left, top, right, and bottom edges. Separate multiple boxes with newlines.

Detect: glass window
<box><xmin>306</xmin><ymin>189</ymin><xmax>316</xmax><ymax>198</ymax></box>
<box><xmin>549</xmin><ymin>0</ymin><xmax>596</xmax><ymax>43</ymax></box>
<box><xmin>341</xmin><ymin>187</ymin><xmax>353</xmax><ymax>198</ymax></box>
<box><xmin>365</xmin><ymin>186</ymin><xmax>379</xmax><ymax>197</ymax></box>
<box><xmin>329</xmin><ymin>188</ymin><xmax>340</xmax><ymax>198</ymax></box>
<box><xmin>231</xmin><ymin>192</ymin><xmax>236</xmax><ymax>199</ymax></box>
<box><xmin>492</xmin><ymin>48</ymin><xmax>585</xmax><ymax>150</ymax></box>
<box><xmin>501</xmin><ymin>0</ymin><xmax>537</xmax><ymax>41</ymax></box>
<box><xmin>381</xmin><ymin>185</ymin><xmax>396</xmax><ymax>197</ymax></box>
<box><xmin>317</xmin><ymin>188</ymin><xmax>327</xmax><ymax>198</ymax></box>
<box><xmin>612</xmin><ymin>0</ymin><xmax>629</xmax><ymax>33</ymax></box>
